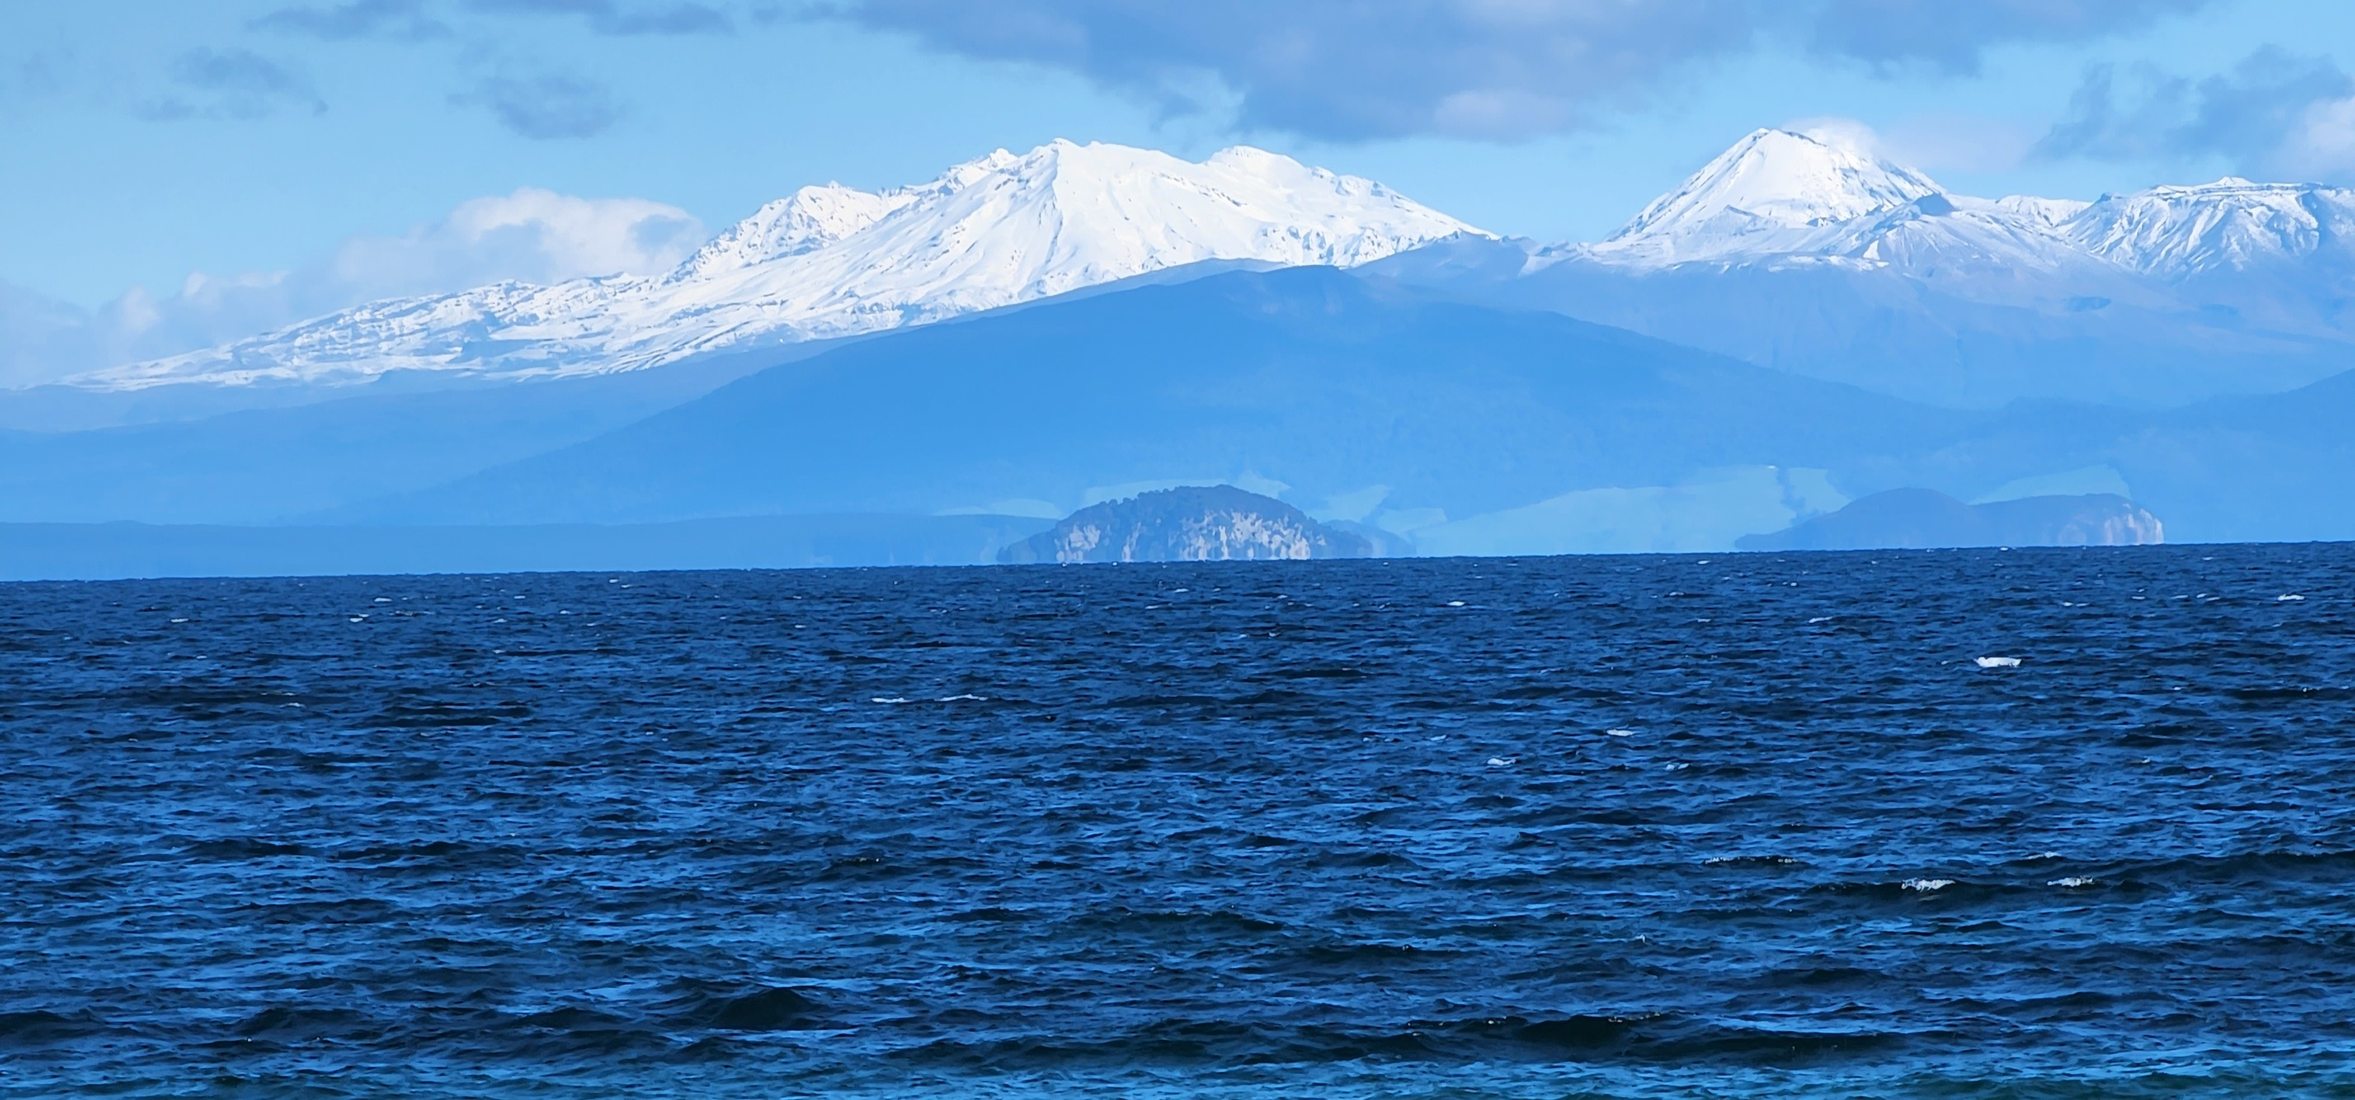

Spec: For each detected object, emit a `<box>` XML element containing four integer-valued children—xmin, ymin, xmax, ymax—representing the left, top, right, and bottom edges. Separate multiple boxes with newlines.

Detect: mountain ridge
<box><xmin>74</xmin><ymin>140</ymin><xmax>1484</xmax><ymax>392</ymax></box>
<box><xmin>35</xmin><ymin>127</ymin><xmax>2355</xmax><ymax>411</ymax></box>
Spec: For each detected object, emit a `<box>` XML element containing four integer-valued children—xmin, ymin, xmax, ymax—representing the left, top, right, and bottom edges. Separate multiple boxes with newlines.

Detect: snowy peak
<box><xmin>693</xmin><ymin>138</ymin><xmax>1489</xmax><ymax>319</ymax></box>
<box><xmin>2065</xmin><ymin>177</ymin><xmax>2355</xmax><ymax>277</ymax></box>
<box><xmin>674</xmin><ymin>183</ymin><xmax>909</xmax><ymax>280</ymax></box>
<box><xmin>1598</xmin><ymin>128</ymin><xmax>1944</xmax><ymax>262</ymax></box>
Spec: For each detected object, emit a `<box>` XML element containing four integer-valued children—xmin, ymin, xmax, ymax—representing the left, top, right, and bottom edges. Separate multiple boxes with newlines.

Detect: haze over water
<box><xmin>4</xmin><ymin>547</ymin><xmax>2352</xmax><ymax>1096</ymax></box>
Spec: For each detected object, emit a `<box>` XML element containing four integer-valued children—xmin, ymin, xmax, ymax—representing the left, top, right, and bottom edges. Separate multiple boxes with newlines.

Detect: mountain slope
<box><xmin>340</xmin><ymin>266</ymin><xmax>1988</xmax><ymax>542</ymax></box>
<box><xmin>1590</xmin><ymin>128</ymin><xmax>1945</xmax><ymax>265</ymax></box>
<box><xmin>79</xmin><ymin>141</ymin><xmax>1482</xmax><ymax>392</ymax></box>
<box><xmin>2067</xmin><ymin>178</ymin><xmax>2355</xmax><ymax>278</ymax></box>
<box><xmin>2063</xmin><ymin>178</ymin><xmax>2355</xmax><ymax>336</ymax></box>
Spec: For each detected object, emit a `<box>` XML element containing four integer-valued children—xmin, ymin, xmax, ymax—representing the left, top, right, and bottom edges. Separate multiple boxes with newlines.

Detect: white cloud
<box><xmin>323</xmin><ymin>188</ymin><xmax>703</xmax><ymax>294</ymax></box>
<box><xmin>4</xmin><ymin>189</ymin><xmax>706</xmax><ymax>388</ymax></box>
<box><xmin>1789</xmin><ymin>115</ymin><xmax>1885</xmax><ymax>156</ymax></box>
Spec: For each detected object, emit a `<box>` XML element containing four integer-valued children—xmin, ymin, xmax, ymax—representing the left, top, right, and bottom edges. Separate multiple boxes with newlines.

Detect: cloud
<box><xmin>249</xmin><ymin>0</ymin><xmax>454</xmax><ymax>40</ymax></box>
<box><xmin>318</xmin><ymin>187</ymin><xmax>705</xmax><ymax>292</ymax></box>
<box><xmin>140</xmin><ymin>47</ymin><xmax>326</xmax><ymax>121</ymax></box>
<box><xmin>1796</xmin><ymin>0</ymin><xmax>2210</xmax><ymax>75</ymax></box>
<box><xmin>3</xmin><ymin>190</ymin><xmax>707</xmax><ymax>387</ymax></box>
<box><xmin>0</xmin><ymin>279</ymin><xmax>97</xmax><ymax>388</ymax></box>
<box><xmin>2033</xmin><ymin>47</ymin><xmax>2355</xmax><ymax>178</ymax></box>
<box><xmin>463</xmin><ymin>0</ymin><xmax>735</xmax><ymax>35</ymax></box>
<box><xmin>453</xmin><ymin>72</ymin><xmax>622</xmax><ymax>138</ymax></box>
<box><xmin>1787</xmin><ymin>114</ymin><xmax>2037</xmax><ymax>177</ymax></box>
<box><xmin>821</xmin><ymin>0</ymin><xmax>2213</xmax><ymax>142</ymax></box>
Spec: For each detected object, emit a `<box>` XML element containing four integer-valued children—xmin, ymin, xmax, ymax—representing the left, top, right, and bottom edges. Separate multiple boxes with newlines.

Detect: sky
<box><xmin>8</xmin><ymin>0</ymin><xmax>2355</xmax><ymax>362</ymax></box>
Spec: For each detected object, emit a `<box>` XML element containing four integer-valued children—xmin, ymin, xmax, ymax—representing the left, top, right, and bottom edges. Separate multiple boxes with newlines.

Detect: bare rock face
<box><xmin>998</xmin><ymin>485</ymin><xmax>1374</xmax><ymax>564</ymax></box>
<box><xmin>1737</xmin><ymin>489</ymin><xmax>2164</xmax><ymax>552</ymax></box>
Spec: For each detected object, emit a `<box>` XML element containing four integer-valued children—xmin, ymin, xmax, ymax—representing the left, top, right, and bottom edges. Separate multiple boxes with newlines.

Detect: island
<box><xmin>1737</xmin><ymin>489</ymin><xmax>2165</xmax><ymax>551</ymax></box>
<box><xmin>997</xmin><ymin>485</ymin><xmax>1376</xmax><ymax>564</ymax></box>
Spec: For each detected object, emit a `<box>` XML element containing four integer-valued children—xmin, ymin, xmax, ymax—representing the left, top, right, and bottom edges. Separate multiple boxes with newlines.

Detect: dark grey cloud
<box><xmin>250</xmin><ymin>0</ymin><xmax>454</xmax><ymax>41</ymax></box>
<box><xmin>1799</xmin><ymin>0</ymin><xmax>2210</xmax><ymax>75</ymax></box>
<box><xmin>2033</xmin><ymin>47</ymin><xmax>2354</xmax><ymax>169</ymax></box>
<box><xmin>140</xmin><ymin>47</ymin><xmax>326</xmax><ymax>121</ymax></box>
<box><xmin>453</xmin><ymin>72</ymin><xmax>622</xmax><ymax>138</ymax></box>
<box><xmin>464</xmin><ymin>0</ymin><xmax>734</xmax><ymax>35</ymax></box>
<box><xmin>822</xmin><ymin>0</ymin><xmax>2215</xmax><ymax>142</ymax></box>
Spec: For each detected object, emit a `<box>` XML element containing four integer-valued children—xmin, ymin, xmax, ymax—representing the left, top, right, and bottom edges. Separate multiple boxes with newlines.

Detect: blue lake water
<box><xmin>3</xmin><ymin>547</ymin><xmax>2352</xmax><ymax>1097</ymax></box>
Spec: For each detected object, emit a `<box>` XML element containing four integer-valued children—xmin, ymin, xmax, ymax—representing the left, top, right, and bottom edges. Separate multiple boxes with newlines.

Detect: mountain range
<box><xmin>33</xmin><ymin>129</ymin><xmax>2355</xmax><ymax>410</ymax></box>
<box><xmin>73</xmin><ymin>142</ymin><xmax>1479</xmax><ymax>392</ymax></box>
<box><xmin>1376</xmin><ymin>128</ymin><xmax>2355</xmax><ymax>407</ymax></box>
<box><xmin>5</xmin><ymin>129</ymin><xmax>2353</xmax><ymax>575</ymax></box>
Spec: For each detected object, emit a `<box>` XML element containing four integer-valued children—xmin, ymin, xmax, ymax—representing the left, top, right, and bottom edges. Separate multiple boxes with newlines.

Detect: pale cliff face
<box><xmin>2053</xmin><ymin>507</ymin><xmax>2165</xmax><ymax>547</ymax></box>
<box><xmin>1005</xmin><ymin>485</ymin><xmax>1373</xmax><ymax>564</ymax></box>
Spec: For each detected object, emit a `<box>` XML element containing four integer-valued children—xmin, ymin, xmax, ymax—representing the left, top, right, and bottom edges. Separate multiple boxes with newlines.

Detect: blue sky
<box><xmin>9</xmin><ymin>0</ymin><xmax>2355</xmax><ymax>314</ymax></box>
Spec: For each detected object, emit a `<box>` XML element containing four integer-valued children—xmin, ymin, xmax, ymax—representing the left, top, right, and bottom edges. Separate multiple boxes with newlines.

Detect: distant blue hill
<box><xmin>340</xmin><ymin>266</ymin><xmax>1986</xmax><ymax>540</ymax></box>
<box><xmin>0</xmin><ymin>344</ymin><xmax>811</xmax><ymax>524</ymax></box>
<box><xmin>4</xmin><ymin>262</ymin><xmax>2354</xmax><ymax>565</ymax></box>
<box><xmin>2106</xmin><ymin>366</ymin><xmax>2355</xmax><ymax>543</ymax></box>
<box><xmin>1370</xmin><ymin>236</ymin><xmax>2347</xmax><ymax>409</ymax></box>
<box><xmin>1737</xmin><ymin>489</ymin><xmax>2164</xmax><ymax>551</ymax></box>
<box><xmin>0</xmin><ymin>514</ymin><xmax>1044</xmax><ymax>582</ymax></box>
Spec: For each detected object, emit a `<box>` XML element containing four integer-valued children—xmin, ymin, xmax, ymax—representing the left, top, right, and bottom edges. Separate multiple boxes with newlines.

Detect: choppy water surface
<box><xmin>4</xmin><ymin>547</ymin><xmax>2354</xmax><ymax>1097</ymax></box>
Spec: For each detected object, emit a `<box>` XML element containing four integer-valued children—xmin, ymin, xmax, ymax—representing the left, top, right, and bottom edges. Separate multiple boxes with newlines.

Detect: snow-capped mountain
<box><xmin>82</xmin><ymin>140</ymin><xmax>1483</xmax><ymax>390</ymax></box>
<box><xmin>2064</xmin><ymin>177</ymin><xmax>2355</xmax><ymax>278</ymax></box>
<box><xmin>1589</xmin><ymin>128</ymin><xmax>1944</xmax><ymax>264</ymax></box>
<box><xmin>1575</xmin><ymin>127</ymin><xmax>2355</xmax><ymax>291</ymax></box>
<box><xmin>57</xmin><ymin>127</ymin><xmax>2355</xmax><ymax>406</ymax></box>
<box><xmin>1373</xmin><ymin>127</ymin><xmax>2354</xmax><ymax>407</ymax></box>
<box><xmin>1579</xmin><ymin>128</ymin><xmax>2127</xmax><ymax>285</ymax></box>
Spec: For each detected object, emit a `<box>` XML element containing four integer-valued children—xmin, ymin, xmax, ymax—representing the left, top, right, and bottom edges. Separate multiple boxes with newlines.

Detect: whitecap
<box><xmin>869</xmin><ymin>696</ymin><xmax>912</xmax><ymax>705</ymax></box>
<box><xmin>2048</xmin><ymin>876</ymin><xmax>2098</xmax><ymax>888</ymax></box>
<box><xmin>1445</xmin><ymin>600</ymin><xmax>1467</xmax><ymax>608</ymax></box>
<box><xmin>2279</xmin><ymin>594</ymin><xmax>2307</xmax><ymax>602</ymax></box>
<box><xmin>347</xmin><ymin>615</ymin><xmax>368</xmax><ymax>623</ymax></box>
<box><xmin>1901</xmin><ymin>878</ymin><xmax>1956</xmax><ymax>892</ymax></box>
<box><xmin>1806</xmin><ymin>616</ymin><xmax>1834</xmax><ymax>624</ymax></box>
<box><xmin>937</xmin><ymin>694</ymin><xmax>990</xmax><ymax>702</ymax></box>
<box><xmin>169</xmin><ymin>617</ymin><xmax>190</xmax><ymax>624</ymax></box>
<box><xmin>1486</xmin><ymin>756</ymin><xmax>1517</xmax><ymax>767</ymax></box>
<box><xmin>1603</xmin><ymin>728</ymin><xmax>1636</xmax><ymax>737</ymax></box>
<box><xmin>1974</xmin><ymin>656</ymin><xmax>2021</xmax><ymax>669</ymax></box>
